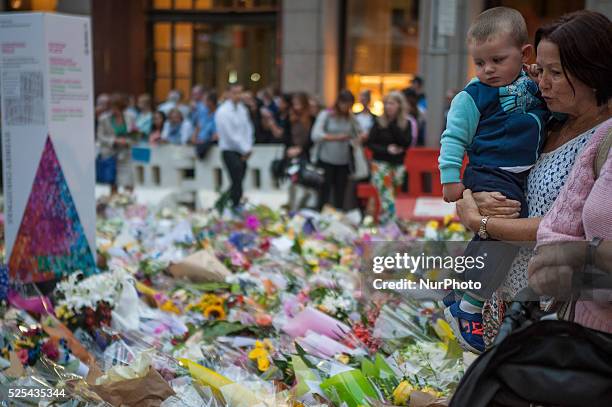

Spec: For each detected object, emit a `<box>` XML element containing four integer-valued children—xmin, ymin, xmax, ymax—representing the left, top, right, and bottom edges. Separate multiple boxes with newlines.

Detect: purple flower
<box><xmin>245</xmin><ymin>215</ymin><xmax>261</xmax><ymax>231</ymax></box>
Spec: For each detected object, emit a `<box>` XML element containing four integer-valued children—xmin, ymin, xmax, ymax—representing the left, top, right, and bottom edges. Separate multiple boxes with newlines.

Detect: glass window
<box><xmin>154</xmin><ymin>23</ymin><xmax>172</xmax><ymax>50</ymax></box>
<box><xmin>175</xmin><ymin>51</ymin><xmax>192</xmax><ymax>77</ymax></box>
<box><xmin>175</xmin><ymin>0</ymin><xmax>193</xmax><ymax>9</ymax></box>
<box><xmin>31</xmin><ymin>0</ymin><xmax>57</xmax><ymax>10</ymax></box>
<box><xmin>153</xmin><ymin>22</ymin><xmax>195</xmax><ymax>103</ymax></box>
<box><xmin>192</xmin><ymin>23</ymin><xmax>277</xmax><ymax>95</ymax></box>
<box><xmin>153</xmin><ymin>0</ymin><xmax>172</xmax><ymax>9</ymax></box>
<box><xmin>174</xmin><ymin>23</ymin><xmax>193</xmax><ymax>50</ymax></box>
<box><xmin>153</xmin><ymin>0</ymin><xmax>277</xmax><ymax>9</ymax></box>
<box><xmin>194</xmin><ymin>0</ymin><xmax>213</xmax><ymax>8</ymax></box>
<box><xmin>155</xmin><ymin>78</ymin><xmax>171</xmax><ymax>101</ymax></box>
<box><xmin>149</xmin><ymin>5</ymin><xmax>277</xmax><ymax>103</ymax></box>
<box><xmin>175</xmin><ymin>79</ymin><xmax>191</xmax><ymax>102</ymax></box>
<box><xmin>155</xmin><ymin>51</ymin><xmax>172</xmax><ymax>76</ymax></box>
<box><xmin>8</xmin><ymin>0</ymin><xmax>57</xmax><ymax>11</ymax></box>
<box><xmin>345</xmin><ymin>0</ymin><xmax>419</xmax><ymax>74</ymax></box>
<box><xmin>344</xmin><ymin>0</ymin><xmax>419</xmax><ymax>111</ymax></box>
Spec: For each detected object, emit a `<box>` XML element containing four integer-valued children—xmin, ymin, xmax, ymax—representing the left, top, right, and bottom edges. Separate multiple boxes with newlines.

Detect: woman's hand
<box><xmin>261</xmin><ymin>113</ymin><xmax>275</xmax><ymax>130</ymax></box>
<box><xmin>387</xmin><ymin>144</ymin><xmax>403</xmax><ymax>155</ymax></box>
<box><xmin>455</xmin><ymin>189</ymin><xmax>483</xmax><ymax>233</ymax></box>
<box><xmin>473</xmin><ymin>191</ymin><xmax>521</xmax><ymax>218</ymax></box>
<box><xmin>286</xmin><ymin>146</ymin><xmax>302</xmax><ymax>158</ymax></box>
<box><xmin>114</xmin><ymin>137</ymin><xmax>129</xmax><ymax>147</ymax></box>
<box><xmin>523</xmin><ymin>63</ymin><xmax>540</xmax><ymax>84</ymax></box>
<box><xmin>528</xmin><ymin>242</ymin><xmax>587</xmax><ymax>296</ymax></box>
<box><xmin>324</xmin><ymin>133</ymin><xmax>350</xmax><ymax>142</ymax></box>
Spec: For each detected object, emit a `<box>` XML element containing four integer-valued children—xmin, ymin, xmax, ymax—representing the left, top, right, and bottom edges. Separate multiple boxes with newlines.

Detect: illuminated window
<box><xmin>8</xmin><ymin>0</ymin><xmax>57</xmax><ymax>11</ymax></box>
<box><xmin>346</xmin><ymin>74</ymin><xmax>413</xmax><ymax>116</ymax></box>
<box><xmin>152</xmin><ymin>0</ymin><xmax>278</xmax><ymax>10</ymax></box>
<box><xmin>152</xmin><ymin>22</ymin><xmax>194</xmax><ymax>103</ymax></box>
<box><xmin>344</xmin><ymin>0</ymin><xmax>419</xmax><ymax>112</ymax></box>
<box><xmin>153</xmin><ymin>0</ymin><xmax>172</xmax><ymax>8</ymax></box>
<box><xmin>150</xmin><ymin>1</ymin><xmax>278</xmax><ymax>103</ymax></box>
<box><xmin>192</xmin><ymin>23</ymin><xmax>277</xmax><ymax>95</ymax></box>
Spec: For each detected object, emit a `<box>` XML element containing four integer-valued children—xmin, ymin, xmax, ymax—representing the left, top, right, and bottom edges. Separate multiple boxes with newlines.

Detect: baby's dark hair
<box><xmin>468</xmin><ymin>7</ymin><xmax>528</xmax><ymax>47</ymax></box>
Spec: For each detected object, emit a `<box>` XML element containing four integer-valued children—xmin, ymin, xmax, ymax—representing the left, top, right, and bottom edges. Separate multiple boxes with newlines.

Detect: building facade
<box><xmin>3</xmin><ymin>0</ymin><xmax>611</xmax><ymax>145</ymax></box>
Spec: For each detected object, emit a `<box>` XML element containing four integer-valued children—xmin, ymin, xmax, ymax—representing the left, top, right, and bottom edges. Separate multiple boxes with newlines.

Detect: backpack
<box><xmin>594</xmin><ymin>126</ymin><xmax>612</xmax><ymax>178</ymax></box>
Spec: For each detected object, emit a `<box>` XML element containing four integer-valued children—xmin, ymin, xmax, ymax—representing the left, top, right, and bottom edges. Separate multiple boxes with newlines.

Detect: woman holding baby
<box><xmin>455</xmin><ymin>9</ymin><xmax>611</xmax><ymax>346</ymax></box>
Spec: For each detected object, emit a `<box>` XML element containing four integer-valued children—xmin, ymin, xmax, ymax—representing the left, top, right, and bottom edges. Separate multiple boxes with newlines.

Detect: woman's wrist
<box><xmin>468</xmin><ymin>212</ymin><xmax>482</xmax><ymax>233</ymax></box>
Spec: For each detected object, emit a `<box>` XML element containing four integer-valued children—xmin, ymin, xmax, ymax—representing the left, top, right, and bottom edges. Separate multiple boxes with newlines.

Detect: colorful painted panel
<box><xmin>8</xmin><ymin>136</ymin><xmax>95</xmax><ymax>283</ymax></box>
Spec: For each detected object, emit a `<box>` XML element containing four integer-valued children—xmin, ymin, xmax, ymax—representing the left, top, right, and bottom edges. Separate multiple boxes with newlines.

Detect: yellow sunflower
<box><xmin>203</xmin><ymin>304</ymin><xmax>226</xmax><ymax>320</ymax></box>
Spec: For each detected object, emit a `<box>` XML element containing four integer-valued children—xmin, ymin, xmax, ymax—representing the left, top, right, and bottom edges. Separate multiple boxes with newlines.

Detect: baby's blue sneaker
<box><xmin>444</xmin><ymin>302</ymin><xmax>485</xmax><ymax>354</ymax></box>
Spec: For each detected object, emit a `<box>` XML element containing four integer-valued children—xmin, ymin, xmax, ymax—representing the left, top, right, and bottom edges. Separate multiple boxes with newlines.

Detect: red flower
<box><xmin>41</xmin><ymin>340</ymin><xmax>59</xmax><ymax>361</ymax></box>
<box><xmin>17</xmin><ymin>349</ymin><xmax>29</xmax><ymax>365</ymax></box>
<box><xmin>259</xmin><ymin>238</ymin><xmax>271</xmax><ymax>251</ymax></box>
<box><xmin>23</xmin><ymin>327</ymin><xmax>40</xmax><ymax>338</ymax></box>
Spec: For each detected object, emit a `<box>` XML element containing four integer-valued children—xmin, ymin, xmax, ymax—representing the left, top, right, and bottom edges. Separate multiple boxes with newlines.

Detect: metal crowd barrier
<box><xmin>130</xmin><ymin>144</ymin><xmax>289</xmax><ymax>208</ymax></box>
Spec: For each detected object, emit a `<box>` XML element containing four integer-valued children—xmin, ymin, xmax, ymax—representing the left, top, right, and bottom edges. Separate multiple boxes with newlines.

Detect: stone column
<box><xmin>418</xmin><ymin>0</ymin><xmax>482</xmax><ymax>147</ymax></box>
<box><xmin>281</xmin><ymin>0</ymin><xmax>339</xmax><ymax>106</ymax></box>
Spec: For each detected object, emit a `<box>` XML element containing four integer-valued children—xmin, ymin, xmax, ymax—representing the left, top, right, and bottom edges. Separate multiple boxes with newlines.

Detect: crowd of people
<box><xmin>94</xmin><ymin>80</ymin><xmax>428</xmax><ymax>219</ymax></box>
<box><xmin>27</xmin><ymin>7</ymin><xmax>612</xmax><ymax>401</ymax></box>
<box><xmin>93</xmin><ymin>8</ymin><xmax>612</xmax><ymax>359</ymax></box>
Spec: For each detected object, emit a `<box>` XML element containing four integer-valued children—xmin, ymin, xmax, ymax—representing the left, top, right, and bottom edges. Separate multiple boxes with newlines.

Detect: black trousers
<box><xmin>461</xmin><ymin>165</ymin><xmax>529</xmax><ymax>300</ymax></box>
<box><xmin>222</xmin><ymin>150</ymin><xmax>247</xmax><ymax>208</ymax></box>
<box><xmin>318</xmin><ymin>160</ymin><xmax>350</xmax><ymax>210</ymax></box>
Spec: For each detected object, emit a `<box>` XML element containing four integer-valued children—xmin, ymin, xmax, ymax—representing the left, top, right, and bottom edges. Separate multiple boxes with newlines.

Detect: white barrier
<box><xmin>130</xmin><ymin>144</ymin><xmax>289</xmax><ymax>208</ymax></box>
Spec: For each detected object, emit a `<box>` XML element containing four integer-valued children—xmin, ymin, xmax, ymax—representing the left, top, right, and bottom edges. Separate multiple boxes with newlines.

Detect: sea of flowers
<box><xmin>0</xmin><ymin>194</ymin><xmax>472</xmax><ymax>406</ymax></box>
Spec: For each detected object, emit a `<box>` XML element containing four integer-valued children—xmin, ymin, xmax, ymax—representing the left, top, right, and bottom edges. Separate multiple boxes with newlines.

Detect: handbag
<box><xmin>350</xmin><ymin>138</ymin><xmax>370</xmax><ymax>181</ymax></box>
<box><xmin>297</xmin><ymin>161</ymin><xmax>324</xmax><ymax>189</ymax></box>
<box><xmin>95</xmin><ymin>154</ymin><xmax>117</xmax><ymax>184</ymax></box>
<box><xmin>451</xmin><ymin>317</ymin><xmax>612</xmax><ymax>407</ymax></box>
<box><xmin>270</xmin><ymin>157</ymin><xmax>287</xmax><ymax>181</ymax></box>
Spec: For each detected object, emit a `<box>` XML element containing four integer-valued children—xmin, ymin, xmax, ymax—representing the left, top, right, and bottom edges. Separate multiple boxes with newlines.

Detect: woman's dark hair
<box><xmin>206</xmin><ymin>91</ymin><xmax>218</xmax><ymax>107</ymax></box>
<box><xmin>402</xmin><ymin>87</ymin><xmax>421</xmax><ymax>119</ymax></box>
<box><xmin>535</xmin><ymin>10</ymin><xmax>612</xmax><ymax>106</ymax></box>
<box><xmin>290</xmin><ymin>92</ymin><xmax>311</xmax><ymax>126</ymax></box>
<box><xmin>153</xmin><ymin>110</ymin><xmax>166</xmax><ymax>130</ymax></box>
<box><xmin>281</xmin><ymin>93</ymin><xmax>292</xmax><ymax>106</ymax></box>
<box><xmin>333</xmin><ymin>89</ymin><xmax>355</xmax><ymax>117</ymax></box>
